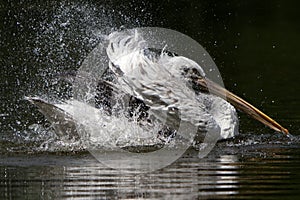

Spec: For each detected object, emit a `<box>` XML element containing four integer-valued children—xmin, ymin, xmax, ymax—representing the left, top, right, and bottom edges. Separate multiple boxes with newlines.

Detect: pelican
<box><xmin>27</xmin><ymin>29</ymin><xmax>289</xmax><ymax>146</ymax></box>
<box><xmin>105</xmin><ymin>30</ymin><xmax>289</xmax><ymax>139</ymax></box>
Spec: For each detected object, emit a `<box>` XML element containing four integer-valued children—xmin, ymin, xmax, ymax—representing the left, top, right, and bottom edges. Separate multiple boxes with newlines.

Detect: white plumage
<box><xmin>106</xmin><ymin>30</ymin><xmax>239</xmax><ymax>139</ymax></box>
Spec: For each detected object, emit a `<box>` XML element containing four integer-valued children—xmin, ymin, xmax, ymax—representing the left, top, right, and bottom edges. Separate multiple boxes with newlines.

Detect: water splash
<box><xmin>1</xmin><ymin>1</ymin><xmax>161</xmax><ymax>153</ymax></box>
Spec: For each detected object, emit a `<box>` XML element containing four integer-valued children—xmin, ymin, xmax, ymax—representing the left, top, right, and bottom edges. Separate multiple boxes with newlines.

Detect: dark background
<box><xmin>0</xmin><ymin>0</ymin><xmax>299</xmax><ymax>135</ymax></box>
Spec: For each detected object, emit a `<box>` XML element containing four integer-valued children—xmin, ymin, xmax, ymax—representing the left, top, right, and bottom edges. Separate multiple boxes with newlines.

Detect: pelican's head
<box><xmin>165</xmin><ymin>55</ymin><xmax>289</xmax><ymax>135</ymax></box>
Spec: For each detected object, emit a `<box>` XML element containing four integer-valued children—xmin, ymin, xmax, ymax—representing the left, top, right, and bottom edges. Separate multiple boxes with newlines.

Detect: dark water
<box><xmin>1</xmin><ymin>0</ymin><xmax>300</xmax><ymax>199</ymax></box>
<box><xmin>1</xmin><ymin>140</ymin><xmax>300</xmax><ymax>199</ymax></box>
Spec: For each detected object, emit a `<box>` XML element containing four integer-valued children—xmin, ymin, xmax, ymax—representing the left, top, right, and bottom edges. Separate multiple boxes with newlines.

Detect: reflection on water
<box><xmin>1</xmin><ymin>143</ymin><xmax>300</xmax><ymax>199</ymax></box>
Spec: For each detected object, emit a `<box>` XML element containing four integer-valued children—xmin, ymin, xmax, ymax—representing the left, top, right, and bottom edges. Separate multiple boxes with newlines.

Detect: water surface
<box><xmin>1</xmin><ymin>138</ymin><xmax>300</xmax><ymax>199</ymax></box>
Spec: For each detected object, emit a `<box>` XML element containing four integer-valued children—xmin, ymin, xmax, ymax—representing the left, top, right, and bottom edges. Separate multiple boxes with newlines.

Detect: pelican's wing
<box><xmin>27</xmin><ymin>97</ymin><xmax>168</xmax><ymax>152</ymax></box>
<box><xmin>106</xmin><ymin>29</ymin><xmax>147</xmax><ymax>64</ymax></box>
<box><xmin>26</xmin><ymin>97</ymin><xmax>80</xmax><ymax>140</ymax></box>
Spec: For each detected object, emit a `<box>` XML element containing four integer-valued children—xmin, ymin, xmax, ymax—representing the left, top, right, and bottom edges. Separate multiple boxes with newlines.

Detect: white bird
<box><xmin>27</xmin><ymin>29</ymin><xmax>289</xmax><ymax>146</ymax></box>
<box><xmin>105</xmin><ymin>30</ymin><xmax>289</xmax><ymax>140</ymax></box>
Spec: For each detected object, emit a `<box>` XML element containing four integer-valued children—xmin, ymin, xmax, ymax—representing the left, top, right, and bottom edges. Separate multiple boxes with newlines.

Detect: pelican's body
<box><xmin>106</xmin><ymin>30</ymin><xmax>238</xmax><ymax>139</ymax></box>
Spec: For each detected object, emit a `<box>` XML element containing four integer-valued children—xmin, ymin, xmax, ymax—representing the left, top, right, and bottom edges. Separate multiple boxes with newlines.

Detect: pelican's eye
<box><xmin>181</xmin><ymin>66</ymin><xmax>202</xmax><ymax>79</ymax></box>
<box><xmin>192</xmin><ymin>68</ymin><xmax>200</xmax><ymax>76</ymax></box>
